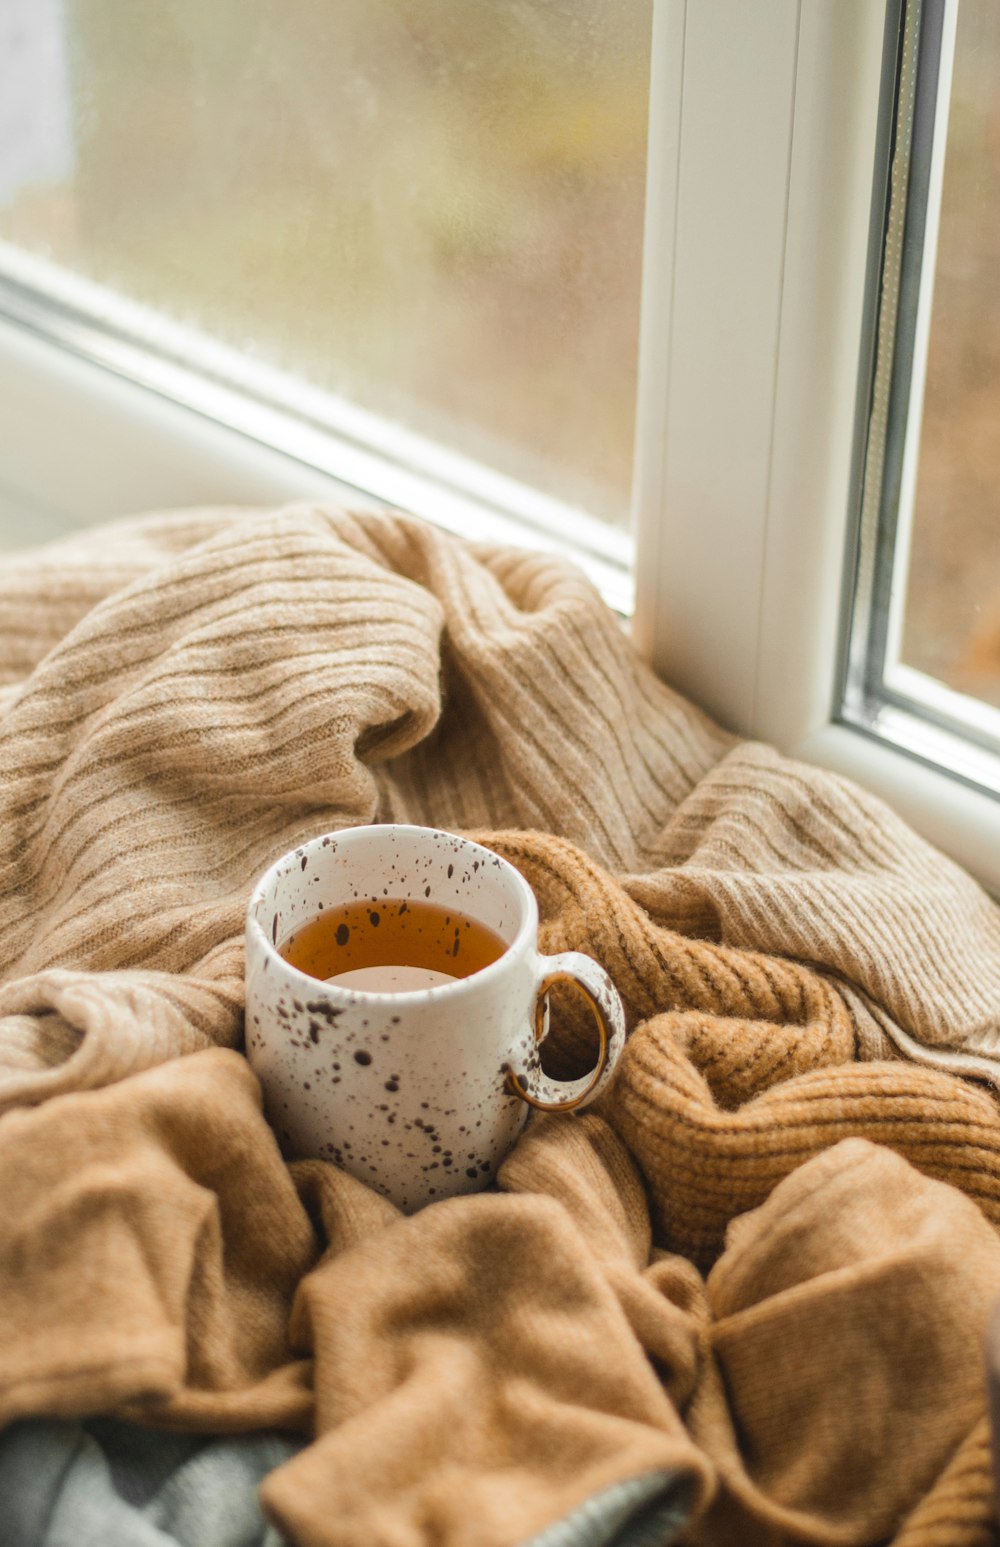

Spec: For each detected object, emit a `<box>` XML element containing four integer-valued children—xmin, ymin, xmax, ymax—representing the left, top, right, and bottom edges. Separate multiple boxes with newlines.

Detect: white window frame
<box><xmin>632</xmin><ymin>0</ymin><xmax>1000</xmax><ymax>897</ymax></box>
<box><xmin>0</xmin><ymin>0</ymin><xmax>997</xmax><ymax>897</ymax></box>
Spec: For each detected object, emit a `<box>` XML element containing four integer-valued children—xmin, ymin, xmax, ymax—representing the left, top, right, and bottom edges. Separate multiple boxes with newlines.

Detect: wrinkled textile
<box><xmin>3</xmin><ymin>504</ymin><xmax>999</xmax><ymax>1098</ymax></box>
<box><xmin>2</xmin><ymin>505</ymin><xmax>1000</xmax><ymax>1546</ymax></box>
<box><xmin>0</xmin><ymin>1417</ymin><xmax>298</xmax><ymax>1547</ymax></box>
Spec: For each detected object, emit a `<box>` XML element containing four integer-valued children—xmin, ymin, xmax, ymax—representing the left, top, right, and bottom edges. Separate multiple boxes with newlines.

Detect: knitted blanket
<box><xmin>2</xmin><ymin>504</ymin><xmax>1000</xmax><ymax>1546</ymax></box>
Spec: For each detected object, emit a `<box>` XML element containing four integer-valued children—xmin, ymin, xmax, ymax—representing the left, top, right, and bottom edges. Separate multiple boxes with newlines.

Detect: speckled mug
<box><xmin>245</xmin><ymin>824</ymin><xmax>626</xmax><ymax>1212</ymax></box>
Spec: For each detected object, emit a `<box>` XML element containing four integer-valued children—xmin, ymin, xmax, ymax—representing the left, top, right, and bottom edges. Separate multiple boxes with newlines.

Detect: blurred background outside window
<box><xmin>0</xmin><ymin>0</ymin><xmax>998</xmax><ymax>729</ymax></box>
<box><xmin>0</xmin><ymin>0</ymin><xmax>650</xmax><ymax>534</ymax></box>
<box><xmin>844</xmin><ymin>0</ymin><xmax>1000</xmax><ymax>789</ymax></box>
<box><xmin>897</xmin><ymin>0</ymin><xmax>1000</xmax><ymax>713</ymax></box>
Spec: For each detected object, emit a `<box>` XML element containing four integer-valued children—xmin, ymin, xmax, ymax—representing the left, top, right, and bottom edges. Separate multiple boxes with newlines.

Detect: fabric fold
<box><xmin>610</xmin><ymin>1006</ymin><xmax>1000</xmax><ymax>1268</ymax></box>
<box><xmin>0</xmin><ymin>1049</ymin><xmax>317</xmax><ymax>1433</ymax></box>
<box><xmin>261</xmin><ymin>1184</ymin><xmax>713</xmax><ymax>1547</ymax></box>
<box><xmin>683</xmin><ymin>1139</ymin><xmax>1000</xmax><ymax>1546</ymax></box>
<box><xmin>3</xmin><ymin>503</ymin><xmax>998</xmax><ymax>1103</ymax></box>
<box><xmin>0</xmin><ymin>1416</ymin><xmax>299</xmax><ymax>1547</ymax></box>
<box><xmin>2</xmin><ymin>505</ymin><xmax>1000</xmax><ymax>1545</ymax></box>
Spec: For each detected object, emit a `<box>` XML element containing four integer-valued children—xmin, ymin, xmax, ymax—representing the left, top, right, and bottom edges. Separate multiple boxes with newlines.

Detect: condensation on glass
<box><xmin>844</xmin><ymin>0</ymin><xmax>1000</xmax><ymax>794</ymax></box>
<box><xmin>0</xmin><ymin>0</ymin><xmax>652</xmax><ymax>528</ymax></box>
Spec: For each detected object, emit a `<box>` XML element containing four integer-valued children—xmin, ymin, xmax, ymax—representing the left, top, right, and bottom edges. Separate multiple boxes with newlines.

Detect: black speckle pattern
<box><xmin>245</xmin><ymin>822</ymin><xmax>624</xmax><ymax>1214</ymax></box>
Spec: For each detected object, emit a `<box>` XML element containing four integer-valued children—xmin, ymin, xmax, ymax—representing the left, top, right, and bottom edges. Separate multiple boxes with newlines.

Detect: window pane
<box><xmin>902</xmin><ymin>0</ymin><xmax>1000</xmax><ymax>710</ymax></box>
<box><xmin>844</xmin><ymin>0</ymin><xmax>1000</xmax><ymax>795</ymax></box>
<box><xmin>0</xmin><ymin>0</ymin><xmax>651</xmax><ymax>529</ymax></box>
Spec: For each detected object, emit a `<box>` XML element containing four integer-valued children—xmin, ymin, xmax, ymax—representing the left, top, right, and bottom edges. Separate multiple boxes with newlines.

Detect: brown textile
<box><xmin>2</xmin><ymin>505</ymin><xmax>1000</xmax><ymax>1544</ymax></box>
<box><xmin>3</xmin><ymin>504</ymin><xmax>999</xmax><ymax>1100</ymax></box>
<box><xmin>694</xmin><ymin>1139</ymin><xmax>1000</xmax><ymax>1544</ymax></box>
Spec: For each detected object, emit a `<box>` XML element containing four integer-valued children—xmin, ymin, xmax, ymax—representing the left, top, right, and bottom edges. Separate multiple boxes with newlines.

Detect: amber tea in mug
<box><xmin>281</xmin><ymin>897</ymin><xmax>507</xmax><ymax>992</ymax></box>
<box><xmin>246</xmin><ymin>825</ymin><xmax>626</xmax><ymax>1211</ymax></box>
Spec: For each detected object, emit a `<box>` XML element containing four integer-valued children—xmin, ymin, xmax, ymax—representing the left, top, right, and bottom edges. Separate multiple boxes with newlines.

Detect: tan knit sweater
<box><xmin>2</xmin><ymin>504</ymin><xmax>1000</xmax><ymax>1546</ymax></box>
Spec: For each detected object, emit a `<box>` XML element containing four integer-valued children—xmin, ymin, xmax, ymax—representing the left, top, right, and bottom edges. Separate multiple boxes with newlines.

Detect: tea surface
<box><xmin>280</xmin><ymin>897</ymin><xmax>506</xmax><ymax>991</ymax></box>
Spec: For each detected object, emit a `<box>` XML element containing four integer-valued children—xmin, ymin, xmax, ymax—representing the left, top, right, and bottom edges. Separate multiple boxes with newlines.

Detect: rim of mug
<box><xmin>246</xmin><ymin>823</ymin><xmax>540</xmax><ymax>1004</ymax></box>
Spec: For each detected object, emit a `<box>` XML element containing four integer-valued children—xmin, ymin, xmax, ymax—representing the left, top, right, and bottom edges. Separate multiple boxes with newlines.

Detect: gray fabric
<box><xmin>0</xmin><ymin>1418</ymin><xmax>301</xmax><ymax>1547</ymax></box>
<box><xmin>521</xmin><ymin>1470</ymin><xmax>695</xmax><ymax>1547</ymax></box>
<box><xmin>0</xmin><ymin>1420</ymin><xmax>693</xmax><ymax>1547</ymax></box>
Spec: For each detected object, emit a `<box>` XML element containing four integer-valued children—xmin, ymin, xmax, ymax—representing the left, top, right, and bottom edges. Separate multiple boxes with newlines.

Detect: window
<box><xmin>1</xmin><ymin>0</ymin><xmax>998</xmax><ymax>895</ymax></box>
<box><xmin>630</xmin><ymin>0</ymin><xmax>1000</xmax><ymax>893</ymax></box>
<box><xmin>0</xmin><ymin>0</ymin><xmax>644</xmax><ymax>604</ymax></box>
<box><xmin>843</xmin><ymin>0</ymin><xmax>1000</xmax><ymax>802</ymax></box>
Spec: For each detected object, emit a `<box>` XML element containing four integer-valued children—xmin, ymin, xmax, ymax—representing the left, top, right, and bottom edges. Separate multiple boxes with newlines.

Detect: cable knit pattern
<box><xmin>2</xmin><ymin>504</ymin><xmax>1000</xmax><ymax>1546</ymax></box>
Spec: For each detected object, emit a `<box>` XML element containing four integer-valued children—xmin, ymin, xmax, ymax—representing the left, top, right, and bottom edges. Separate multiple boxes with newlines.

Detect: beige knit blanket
<box><xmin>3</xmin><ymin>504</ymin><xmax>1000</xmax><ymax>1545</ymax></box>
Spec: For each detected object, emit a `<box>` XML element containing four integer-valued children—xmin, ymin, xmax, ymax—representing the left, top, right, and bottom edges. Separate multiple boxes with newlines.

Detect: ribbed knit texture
<box><xmin>2</xmin><ymin>504</ymin><xmax>1000</xmax><ymax>1546</ymax></box>
<box><xmin>892</xmin><ymin>1420</ymin><xmax>998</xmax><ymax>1547</ymax></box>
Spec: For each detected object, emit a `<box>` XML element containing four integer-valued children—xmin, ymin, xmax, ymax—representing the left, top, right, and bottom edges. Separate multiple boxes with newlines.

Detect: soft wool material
<box><xmin>2</xmin><ymin>504</ymin><xmax>1000</xmax><ymax>1545</ymax></box>
<box><xmin>0</xmin><ymin>1417</ymin><xmax>298</xmax><ymax>1547</ymax></box>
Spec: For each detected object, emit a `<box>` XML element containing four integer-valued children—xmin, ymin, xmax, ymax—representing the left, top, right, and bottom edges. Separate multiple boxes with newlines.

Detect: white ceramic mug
<box><xmin>245</xmin><ymin>824</ymin><xmax>626</xmax><ymax>1212</ymax></box>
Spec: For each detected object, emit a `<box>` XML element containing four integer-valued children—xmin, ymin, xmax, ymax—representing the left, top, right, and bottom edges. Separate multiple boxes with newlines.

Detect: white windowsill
<box><xmin>0</xmin><ymin>0</ymin><xmax>996</xmax><ymax>901</ymax></box>
<box><xmin>0</xmin><ymin>271</ymin><xmax>633</xmax><ymax>616</ymax></box>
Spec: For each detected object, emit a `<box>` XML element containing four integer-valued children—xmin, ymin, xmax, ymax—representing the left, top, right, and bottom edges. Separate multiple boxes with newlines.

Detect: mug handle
<box><xmin>506</xmin><ymin>951</ymin><xmax>626</xmax><ymax>1112</ymax></box>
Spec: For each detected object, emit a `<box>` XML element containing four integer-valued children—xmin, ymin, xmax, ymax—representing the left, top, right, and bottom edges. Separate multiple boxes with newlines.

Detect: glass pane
<box><xmin>0</xmin><ymin>0</ymin><xmax>652</xmax><ymax>528</ymax></box>
<box><xmin>900</xmin><ymin>0</ymin><xmax>1000</xmax><ymax>709</ymax></box>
